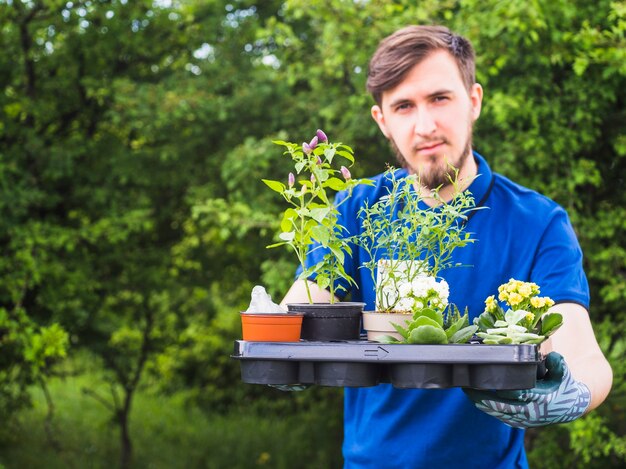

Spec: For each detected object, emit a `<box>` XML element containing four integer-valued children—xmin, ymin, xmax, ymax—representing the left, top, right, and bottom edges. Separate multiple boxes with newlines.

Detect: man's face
<box><xmin>371</xmin><ymin>50</ymin><xmax>483</xmax><ymax>189</ymax></box>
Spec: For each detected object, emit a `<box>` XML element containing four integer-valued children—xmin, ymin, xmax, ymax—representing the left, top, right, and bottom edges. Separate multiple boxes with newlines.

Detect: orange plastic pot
<box><xmin>240</xmin><ymin>313</ymin><xmax>304</xmax><ymax>342</ymax></box>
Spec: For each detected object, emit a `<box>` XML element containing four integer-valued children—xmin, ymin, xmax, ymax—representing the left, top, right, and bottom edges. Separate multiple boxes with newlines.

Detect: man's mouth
<box><xmin>415</xmin><ymin>141</ymin><xmax>445</xmax><ymax>153</ymax></box>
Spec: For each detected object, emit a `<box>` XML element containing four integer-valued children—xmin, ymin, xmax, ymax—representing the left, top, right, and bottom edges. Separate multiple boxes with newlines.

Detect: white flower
<box><xmin>398</xmin><ymin>282</ymin><xmax>412</xmax><ymax>298</ymax></box>
<box><xmin>396</xmin><ymin>298</ymin><xmax>413</xmax><ymax>311</ymax></box>
<box><xmin>410</xmin><ymin>278</ymin><xmax>428</xmax><ymax>297</ymax></box>
<box><xmin>434</xmin><ymin>279</ymin><xmax>450</xmax><ymax>300</ymax></box>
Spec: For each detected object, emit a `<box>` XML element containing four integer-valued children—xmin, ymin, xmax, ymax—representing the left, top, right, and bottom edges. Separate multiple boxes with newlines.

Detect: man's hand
<box><xmin>464</xmin><ymin>352</ymin><xmax>591</xmax><ymax>428</ymax></box>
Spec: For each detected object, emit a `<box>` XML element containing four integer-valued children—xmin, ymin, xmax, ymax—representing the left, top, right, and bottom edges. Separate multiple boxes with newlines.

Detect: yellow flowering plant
<box><xmin>474</xmin><ymin>279</ymin><xmax>563</xmax><ymax>344</ymax></box>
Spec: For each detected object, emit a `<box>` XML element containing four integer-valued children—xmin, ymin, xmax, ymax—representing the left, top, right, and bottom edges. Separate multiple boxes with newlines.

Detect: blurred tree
<box><xmin>0</xmin><ymin>0</ymin><xmax>289</xmax><ymax>466</ymax></box>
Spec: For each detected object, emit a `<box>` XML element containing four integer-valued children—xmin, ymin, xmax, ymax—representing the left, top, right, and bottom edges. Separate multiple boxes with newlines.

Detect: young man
<box><xmin>281</xmin><ymin>25</ymin><xmax>612</xmax><ymax>468</ymax></box>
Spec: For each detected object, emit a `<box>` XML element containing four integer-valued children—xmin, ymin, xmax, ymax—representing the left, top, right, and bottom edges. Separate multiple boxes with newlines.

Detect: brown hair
<box><xmin>366</xmin><ymin>25</ymin><xmax>476</xmax><ymax>106</ymax></box>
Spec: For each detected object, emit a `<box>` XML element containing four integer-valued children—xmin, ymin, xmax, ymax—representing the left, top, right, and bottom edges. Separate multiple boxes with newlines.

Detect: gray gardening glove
<box><xmin>268</xmin><ymin>384</ymin><xmax>309</xmax><ymax>392</ymax></box>
<box><xmin>464</xmin><ymin>352</ymin><xmax>591</xmax><ymax>428</ymax></box>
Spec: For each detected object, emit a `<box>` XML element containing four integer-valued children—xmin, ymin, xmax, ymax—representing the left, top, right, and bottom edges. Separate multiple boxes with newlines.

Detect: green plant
<box><xmin>355</xmin><ymin>168</ymin><xmax>478</xmax><ymax>344</ymax></box>
<box><xmin>263</xmin><ymin>130</ymin><xmax>372</xmax><ymax>303</ymax></box>
<box><xmin>377</xmin><ymin>295</ymin><xmax>478</xmax><ymax>345</ymax></box>
<box><xmin>474</xmin><ymin>279</ymin><xmax>563</xmax><ymax>344</ymax></box>
<box><xmin>356</xmin><ymin>167</ymin><xmax>477</xmax><ymax>310</ymax></box>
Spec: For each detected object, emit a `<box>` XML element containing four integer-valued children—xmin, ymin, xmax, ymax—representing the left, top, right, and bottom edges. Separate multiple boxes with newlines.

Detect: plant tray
<box><xmin>232</xmin><ymin>340</ymin><xmax>545</xmax><ymax>390</ymax></box>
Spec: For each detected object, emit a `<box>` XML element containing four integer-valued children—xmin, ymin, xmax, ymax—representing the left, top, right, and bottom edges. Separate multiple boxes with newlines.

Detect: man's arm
<box><xmin>280</xmin><ymin>279</ymin><xmax>336</xmax><ymax>307</ymax></box>
<box><xmin>542</xmin><ymin>302</ymin><xmax>613</xmax><ymax>411</ymax></box>
<box><xmin>464</xmin><ymin>301</ymin><xmax>612</xmax><ymax>428</ymax></box>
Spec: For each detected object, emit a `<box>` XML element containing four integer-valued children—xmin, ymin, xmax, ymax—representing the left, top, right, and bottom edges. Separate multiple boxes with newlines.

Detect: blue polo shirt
<box><xmin>301</xmin><ymin>151</ymin><xmax>589</xmax><ymax>469</ymax></box>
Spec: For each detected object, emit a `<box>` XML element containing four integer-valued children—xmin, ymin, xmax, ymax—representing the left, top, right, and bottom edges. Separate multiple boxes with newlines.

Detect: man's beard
<box><xmin>389</xmin><ymin>129</ymin><xmax>473</xmax><ymax>190</ymax></box>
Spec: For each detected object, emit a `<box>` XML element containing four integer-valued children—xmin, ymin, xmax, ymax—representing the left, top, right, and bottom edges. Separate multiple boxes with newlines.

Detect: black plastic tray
<box><xmin>232</xmin><ymin>340</ymin><xmax>544</xmax><ymax>390</ymax></box>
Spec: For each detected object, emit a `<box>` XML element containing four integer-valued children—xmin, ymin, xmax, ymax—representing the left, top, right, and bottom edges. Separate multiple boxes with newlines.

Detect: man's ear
<box><xmin>371</xmin><ymin>105</ymin><xmax>390</xmax><ymax>138</ymax></box>
<box><xmin>470</xmin><ymin>83</ymin><xmax>483</xmax><ymax>122</ymax></box>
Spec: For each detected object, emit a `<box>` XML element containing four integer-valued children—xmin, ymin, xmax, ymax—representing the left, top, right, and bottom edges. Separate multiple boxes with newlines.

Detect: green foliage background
<box><xmin>0</xmin><ymin>0</ymin><xmax>624</xmax><ymax>467</ymax></box>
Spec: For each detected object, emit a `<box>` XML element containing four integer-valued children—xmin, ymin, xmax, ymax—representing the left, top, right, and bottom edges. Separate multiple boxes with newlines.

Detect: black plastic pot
<box><xmin>314</xmin><ymin>362</ymin><xmax>380</xmax><ymax>387</ymax></box>
<box><xmin>239</xmin><ymin>360</ymin><xmax>300</xmax><ymax>385</ymax></box>
<box><xmin>286</xmin><ymin>302</ymin><xmax>365</xmax><ymax>341</ymax></box>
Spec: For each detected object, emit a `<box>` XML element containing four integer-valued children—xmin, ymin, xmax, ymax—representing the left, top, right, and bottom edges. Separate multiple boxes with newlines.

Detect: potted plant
<box><xmin>263</xmin><ymin>130</ymin><xmax>373</xmax><ymax>340</ymax></box>
<box><xmin>356</xmin><ymin>168</ymin><xmax>479</xmax><ymax>344</ymax></box>
<box><xmin>474</xmin><ymin>278</ymin><xmax>562</xmax><ymax>344</ymax></box>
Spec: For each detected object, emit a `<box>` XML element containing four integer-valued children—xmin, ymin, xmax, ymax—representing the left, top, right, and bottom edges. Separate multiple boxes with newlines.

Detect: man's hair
<box><xmin>366</xmin><ymin>25</ymin><xmax>476</xmax><ymax>106</ymax></box>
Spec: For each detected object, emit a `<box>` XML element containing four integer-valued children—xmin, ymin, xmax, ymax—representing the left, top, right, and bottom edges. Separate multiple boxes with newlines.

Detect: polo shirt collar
<box><xmin>467</xmin><ymin>150</ymin><xmax>494</xmax><ymax>206</ymax></box>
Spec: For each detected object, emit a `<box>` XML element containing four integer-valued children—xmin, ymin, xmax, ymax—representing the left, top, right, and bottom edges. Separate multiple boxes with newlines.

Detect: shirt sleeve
<box><xmin>530</xmin><ymin>207</ymin><xmax>590</xmax><ymax>309</ymax></box>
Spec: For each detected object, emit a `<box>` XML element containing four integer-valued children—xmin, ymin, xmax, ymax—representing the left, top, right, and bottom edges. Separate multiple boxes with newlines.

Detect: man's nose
<box><xmin>414</xmin><ymin>108</ymin><xmax>436</xmax><ymax>136</ymax></box>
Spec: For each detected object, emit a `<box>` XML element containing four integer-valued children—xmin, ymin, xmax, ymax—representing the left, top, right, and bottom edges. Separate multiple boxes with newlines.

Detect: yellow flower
<box><xmin>519</xmin><ymin>283</ymin><xmax>532</xmax><ymax>297</ymax></box>
<box><xmin>498</xmin><ymin>291</ymin><xmax>508</xmax><ymax>302</ymax></box>
<box><xmin>508</xmin><ymin>292</ymin><xmax>523</xmax><ymax>306</ymax></box>
<box><xmin>485</xmin><ymin>295</ymin><xmax>497</xmax><ymax>313</ymax></box>
<box><xmin>530</xmin><ymin>297</ymin><xmax>544</xmax><ymax>308</ymax></box>
<box><xmin>525</xmin><ymin>312</ymin><xmax>535</xmax><ymax>322</ymax></box>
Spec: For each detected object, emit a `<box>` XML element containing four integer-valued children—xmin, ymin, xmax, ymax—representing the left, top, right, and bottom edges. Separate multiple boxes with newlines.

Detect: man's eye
<box><xmin>396</xmin><ymin>103</ymin><xmax>412</xmax><ymax>111</ymax></box>
<box><xmin>433</xmin><ymin>96</ymin><xmax>449</xmax><ymax>102</ymax></box>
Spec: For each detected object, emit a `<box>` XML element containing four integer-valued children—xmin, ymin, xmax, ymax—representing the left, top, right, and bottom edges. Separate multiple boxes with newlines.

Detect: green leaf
<box><xmin>325</xmin><ymin>177</ymin><xmax>347</xmax><ymax>191</ymax></box>
<box><xmin>280</xmin><ymin>208</ymin><xmax>298</xmax><ymax>232</ymax></box>
<box><xmin>336</xmin><ymin>150</ymin><xmax>355</xmax><ymax>164</ymax></box>
<box><xmin>324</xmin><ymin>148</ymin><xmax>336</xmax><ymax>163</ymax></box>
<box><xmin>480</xmin><ymin>335</ymin><xmax>514</xmax><ymax>345</ymax></box>
<box><xmin>521</xmin><ymin>337</ymin><xmax>545</xmax><ymax>345</ymax></box>
<box><xmin>445</xmin><ymin>314</ymin><xmax>469</xmax><ymax>339</ymax></box>
<box><xmin>309</xmin><ymin>207</ymin><xmax>331</xmax><ymax>223</ymax></box>
<box><xmin>417</xmin><ymin>308</ymin><xmax>444</xmax><ymax>327</ymax></box>
<box><xmin>510</xmin><ymin>332</ymin><xmax>544</xmax><ymax>342</ymax></box>
<box><xmin>266</xmin><ymin>241</ymin><xmax>287</xmax><ymax>249</ymax></box>
<box><xmin>504</xmin><ymin>309</ymin><xmax>528</xmax><ymax>325</ymax></box>
<box><xmin>329</xmin><ymin>245</ymin><xmax>345</xmax><ymax>264</ymax></box>
<box><xmin>408</xmin><ymin>325</ymin><xmax>448</xmax><ymax>344</ymax></box>
<box><xmin>391</xmin><ymin>321</ymin><xmax>410</xmax><ymax>339</ymax></box>
<box><xmin>262</xmin><ymin>179</ymin><xmax>285</xmax><ymax>193</ymax></box>
<box><xmin>316</xmin><ymin>274</ymin><xmax>331</xmax><ymax>290</ymax></box>
<box><xmin>408</xmin><ymin>316</ymin><xmax>442</xmax><ymax>330</ymax></box>
<box><xmin>541</xmin><ymin>313</ymin><xmax>563</xmax><ymax>336</ymax></box>
<box><xmin>310</xmin><ymin>225</ymin><xmax>330</xmax><ymax>245</ymax></box>
<box><xmin>278</xmin><ymin>231</ymin><xmax>295</xmax><ymax>241</ymax></box>
<box><xmin>474</xmin><ymin>311</ymin><xmax>496</xmax><ymax>331</ymax></box>
<box><xmin>375</xmin><ymin>335</ymin><xmax>401</xmax><ymax>344</ymax></box>
<box><xmin>449</xmin><ymin>325</ymin><xmax>478</xmax><ymax>344</ymax></box>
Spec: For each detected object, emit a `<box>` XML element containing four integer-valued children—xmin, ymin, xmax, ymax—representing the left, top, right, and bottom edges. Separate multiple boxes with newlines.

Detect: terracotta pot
<box><xmin>286</xmin><ymin>302</ymin><xmax>365</xmax><ymax>341</ymax></box>
<box><xmin>240</xmin><ymin>312</ymin><xmax>304</xmax><ymax>342</ymax></box>
<box><xmin>362</xmin><ymin>311</ymin><xmax>412</xmax><ymax>341</ymax></box>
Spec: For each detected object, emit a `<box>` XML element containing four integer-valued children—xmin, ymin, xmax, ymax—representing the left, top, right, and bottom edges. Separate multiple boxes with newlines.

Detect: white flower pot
<box><xmin>362</xmin><ymin>311</ymin><xmax>413</xmax><ymax>341</ymax></box>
